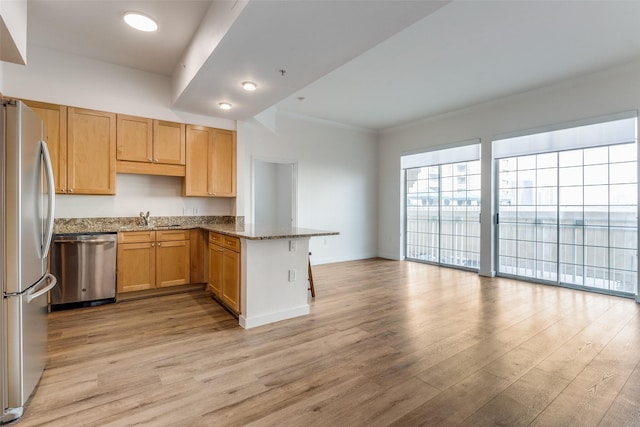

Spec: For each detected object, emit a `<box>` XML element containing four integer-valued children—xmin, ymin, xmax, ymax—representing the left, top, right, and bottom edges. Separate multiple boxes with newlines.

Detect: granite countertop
<box><xmin>201</xmin><ymin>224</ymin><xmax>339</xmax><ymax>240</ymax></box>
<box><xmin>54</xmin><ymin>216</ymin><xmax>338</xmax><ymax>240</ymax></box>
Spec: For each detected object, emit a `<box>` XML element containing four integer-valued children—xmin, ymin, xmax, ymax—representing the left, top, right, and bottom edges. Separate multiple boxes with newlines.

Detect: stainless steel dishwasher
<box><xmin>50</xmin><ymin>232</ymin><xmax>117</xmax><ymax>310</ymax></box>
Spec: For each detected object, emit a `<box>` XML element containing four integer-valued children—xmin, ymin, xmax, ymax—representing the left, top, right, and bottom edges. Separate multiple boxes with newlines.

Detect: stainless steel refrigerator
<box><xmin>0</xmin><ymin>99</ymin><xmax>57</xmax><ymax>423</ymax></box>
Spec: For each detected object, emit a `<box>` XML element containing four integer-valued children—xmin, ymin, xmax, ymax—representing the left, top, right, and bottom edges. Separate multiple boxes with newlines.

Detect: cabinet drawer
<box><xmin>118</xmin><ymin>231</ymin><xmax>155</xmax><ymax>244</ymax></box>
<box><xmin>156</xmin><ymin>229</ymin><xmax>190</xmax><ymax>242</ymax></box>
<box><xmin>209</xmin><ymin>232</ymin><xmax>223</xmax><ymax>245</ymax></box>
<box><xmin>222</xmin><ymin>235</ymin><xmax>240</xmax><ymax>252</ymax></box>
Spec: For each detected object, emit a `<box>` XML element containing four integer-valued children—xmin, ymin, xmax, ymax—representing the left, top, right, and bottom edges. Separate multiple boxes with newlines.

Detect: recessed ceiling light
<box><xmin>241</xmin><ymin>81</ymin><xmax>258</xmax><ymax>91</ymax></box>
<box><xmin>218</xmin><ymin>102</ymin><xmax>232</xmax><ymax>110</ymax></box>
<box><xmin>124</xmin><ymin>12</ymin><xmax>158</xmax><ymax>32</ymax></box>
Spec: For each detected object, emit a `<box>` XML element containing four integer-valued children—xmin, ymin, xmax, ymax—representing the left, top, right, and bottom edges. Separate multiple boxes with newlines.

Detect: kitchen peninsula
<box><xmin>54</xmin><ymin>216</ymin><xmax>338</xmax><ymax>328</ymax></box>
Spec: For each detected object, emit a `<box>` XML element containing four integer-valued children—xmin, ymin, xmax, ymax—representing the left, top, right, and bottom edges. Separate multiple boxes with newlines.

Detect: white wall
<box><xmin>378</xmin><ymin>61</ymin><xmax>640</xmax><ymax>277</ymax></box>
<box><xmin>239</xmin><ymin>108</ymin><xmax>378</xmax><ymax>264</ymax></box>
<box><xmin>2</xmin><ymin>45</ymin><xmax>237</xmax><ymax>218</ymax></box>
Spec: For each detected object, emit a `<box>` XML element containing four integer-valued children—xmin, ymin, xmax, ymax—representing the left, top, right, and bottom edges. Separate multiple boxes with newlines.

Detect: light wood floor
<box><xmin>19</xmin><ymin>259</ymin><xmax>640</xmax><ymax>426</ymax></box>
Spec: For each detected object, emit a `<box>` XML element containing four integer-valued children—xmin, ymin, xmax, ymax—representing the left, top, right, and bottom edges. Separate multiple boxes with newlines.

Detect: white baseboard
<box><xmin>239</xmin><ymin>304</ymin><xmax>310</xmax><ymax>329</ymax></box>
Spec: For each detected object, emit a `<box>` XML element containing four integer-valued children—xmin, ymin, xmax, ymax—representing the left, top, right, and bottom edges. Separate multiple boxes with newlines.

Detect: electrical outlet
<box><xmin>289</xmin><ymin>240</ymin><xmax>297</xmax><ymax>252</ymax></box>
<box><xmin>288</xmin><ymin>269</ymin><xmax>296</xmax><ymax>282</ymax></box>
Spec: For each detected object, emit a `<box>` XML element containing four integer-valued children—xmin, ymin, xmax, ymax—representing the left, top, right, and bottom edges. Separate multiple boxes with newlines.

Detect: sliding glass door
<box><xmin>406</xmin><ymin>159</ymin><xmax>481</xmax><ymax>270</ymax></box>
<box><xmin>496</xmin><ymin>117</ymin><xmax>638</xmax><ymax>296</ymax></box>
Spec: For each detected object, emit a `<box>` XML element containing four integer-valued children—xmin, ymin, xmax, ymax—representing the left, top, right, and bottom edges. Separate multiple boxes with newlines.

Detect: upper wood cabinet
<box><xmin>184</xmin><ymin>125</ymin><xmax>236</xmax><ymax>197</ymax></box>
<box><xmin>28</xmin><ymin>101</ymin><xmax>116</xmax><ymax>195</ymax></box>
<box><xmin>116</xmin><ymin>114</ymin><xmax>186</xmax><ymax>177</ymax></box>
<box><xmin>22</xmin><ymin>100</ymin><xmax>68</xmax><ymax>194</ymax></box>
<box><xmin>67</xmin><ymin>107</ymin><xmax>117</xmax><ymax>195</ymax></box>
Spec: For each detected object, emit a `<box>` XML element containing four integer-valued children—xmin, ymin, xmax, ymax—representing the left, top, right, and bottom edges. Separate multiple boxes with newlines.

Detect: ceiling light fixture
<box><xmin>123</xmin><ymin>12</ymin><xmax>158</xmax><ymax>32</ymax></box>
<box><xmin>241</xmin><ymin>81</ymin><xmax>258</xmax><ymax>91</ymax></box>
<box><xmin>218</xmin><ymin>102</ymin><xmax>232</xmax><ymax>110</ymax></box>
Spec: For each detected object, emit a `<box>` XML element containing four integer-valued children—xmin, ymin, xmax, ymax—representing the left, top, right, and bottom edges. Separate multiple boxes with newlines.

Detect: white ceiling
<box><xmin>26</xmin><ymin>0</ymin><xmax>640</xmax><ymax>131</ymax></box>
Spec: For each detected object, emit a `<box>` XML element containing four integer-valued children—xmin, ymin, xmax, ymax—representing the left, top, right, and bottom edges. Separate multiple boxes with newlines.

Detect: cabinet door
<box><xmin>154</xmin><ymin>120</ymin><xmax>185</xmax><ymax>165</ymax></box>
<box><xmin>210</xmin><ymin>129</ymin><xmax>236</xmax><ymax>197</ymax></box>
<box><xmin>117</xmin><ymin>114</ymin><xmax>153</xmax><ymax>163</ymax></box>
<box><xmin>221</xmin><ymin>249</ymin><xmax>240</xmax><ymax>313</ymax></box>
<box><xmin>184</xmin><ymin>125</ymin><xmax>211</xmax><ymax>196</ymax></box>
<box><xmin>24</xmin><ymin>101</ymin><xmax>68</xmax><ymax>193</ymax></box>
<box><xmin>67</xmin><ymin>107</ymin><xmax>116</xmax><ymax>194</ymax></box>
<box><xmin>117</xmin><ymin>242</ymin><xmax>155</xmax><ymax>293</ymax></box>
<box><xmin>156</xmin><ymin>240</ymin><xmax>191</xmax><ymax>288</ymax></box>
<box><xmin>208</xmin><ymin>242</ymin><xmax>223</xmax><ymax>297</ymax></box>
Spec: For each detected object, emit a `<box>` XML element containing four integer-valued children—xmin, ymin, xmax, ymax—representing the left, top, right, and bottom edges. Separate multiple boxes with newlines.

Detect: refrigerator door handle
<box><xmin>26</xmin><ymin>273</ymin><xmax>57</xmax><ymax>303</ymax></box>
<box><xmin>41</xmin><ymin>140</ymin><xmax>56</xmax><ymax>258</ymax></box>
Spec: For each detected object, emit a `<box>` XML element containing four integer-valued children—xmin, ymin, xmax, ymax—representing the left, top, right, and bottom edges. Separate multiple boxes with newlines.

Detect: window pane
<box><xmin>584</xmin><ymin>164</ymin><xmax>608</xmax><ymax>185</ymax></box>
<box><xmin>537</xmin><ymin>152</ymin><xmax>557</xmax><ymax>168</ymax></box>
<box><xmin>610</xmin><ymin>143</ymin><xmax>637</xmax><ymax>163</ymax></box>
<box><xmin>537</xmin><ymin>168</ymin><xmax>557</xmax><ymax>187</ymax></box>
<box><xmin>559</xmin><ymin>166</ymin><xmax>583</xmax><ymax>186</ymax></box>
<box><xmin>584</xmin><ymin>146</ymin><xmax>608</xmax><ymax>165</ymax></box>
<box><xmin>560</xmin><ymin>150</ymin><xmax>582</xmax><ymax>167</ymax></box>
<box><xmin>519</xmin><ymin>170</ymin><xmax>536</xmax><ymax>187</ymax></box>
<box><xmin>584</xmin><ymin>186</ymin><xmax>608</xmax><ymax>206</ymax></box>
<box><xmin>559</xmin><ymin>187</ymin><xmax>583</xmax><ymax>205</ymax></box>
<box><xmin>610</xmin><ymin>162</ymin><xmax>636</xmax><ymax>184</ymax></box>
<box><xmin>610</xmin><ymin>184</ymin><xmax>637</xmax><ymax>205</ymax></box>
<box><xmin>518</xmin><ymin>155</ymin><xmax>537</xmax><ymax>170</ymax></box>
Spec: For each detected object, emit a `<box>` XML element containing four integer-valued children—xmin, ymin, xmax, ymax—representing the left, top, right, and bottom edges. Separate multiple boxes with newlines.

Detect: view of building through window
<box><xmin>498</xmin><ymin>143</ymin><xmax>637</xmax><ymax>295</ymax></box>
<box><xmin>406</xmin><ymin>160</ymin><xmax>481</xmax><ymax>270</ymax></box>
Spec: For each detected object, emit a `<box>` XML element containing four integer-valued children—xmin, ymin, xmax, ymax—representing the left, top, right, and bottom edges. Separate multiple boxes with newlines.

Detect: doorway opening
<box><xmin>252</xmin><ymin>158</ymin><xmax>297</xmax><ymax>227</ymax></box>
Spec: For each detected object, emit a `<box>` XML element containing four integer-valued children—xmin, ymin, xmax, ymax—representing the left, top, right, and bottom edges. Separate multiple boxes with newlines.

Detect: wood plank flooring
<box><xmin>18</xmin><ymin>259</ymin><xmax>640</xmax><ymax>426</ymax></box>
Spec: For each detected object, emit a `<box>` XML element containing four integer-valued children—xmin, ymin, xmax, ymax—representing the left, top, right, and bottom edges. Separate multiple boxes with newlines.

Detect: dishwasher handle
<box><xmin>54</xmin><ymin>239</ymin><xmax>115</xmax><ymax>244</ymax></box>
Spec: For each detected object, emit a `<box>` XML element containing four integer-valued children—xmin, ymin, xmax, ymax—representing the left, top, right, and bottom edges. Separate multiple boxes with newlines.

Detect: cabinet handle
<box><xmin>158</xmin><ymin>243</ymin><xmax>161</xmax><ymax>246</ymax></box>
<box><xmin>154</xmin><ymin>159</ymin><xmax>158</xmax><ymax>163</ymax></box>
<box><xmin>68</xmin><ymin>188</ymin><xmax>74</xmax><ymax>193</ymax></box>
<box><xmin>148</xmin><ymin>157</ymin><xmax>152</xmax><ymax>162</ymax></box>
<box><xmin>151</xmin><ymin>243</ymin><xmax>155</xmax><ymax>247</ymax></box>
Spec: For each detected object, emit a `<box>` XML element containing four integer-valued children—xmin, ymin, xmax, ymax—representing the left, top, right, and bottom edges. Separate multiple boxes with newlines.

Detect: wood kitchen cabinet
<box><xmin>67</xmin><ymin>107</ymin><xmax>117</xmax><ymax>194</ymax></box>
<box><xmin>207</xmin><ymin>232</ymin><xmax>240</xmax><ymax>314</ymax></box>
<box><xmin>23</xmin><ymin>100</ymin><xmax>68</xmax><ymax>194</ymax></box>
<box><xmin>156</xmin><ymin>230</ymin><xmax>191</xmax><ymax>288</ymax></box>
<box><xmin>208</xmin><ymin>238</ymin><xmax>223</xmax><ymax>297</ymax></box>
<box><xmin>184</xmin><ymin>125</ymin><xmax>236</xmax><ymax>197</ymax></box>
<box><xmin>117</xmin><ymin>230</ymin><xmax>191</xmax><ymax>293</ymax></box>
<box><xmin>116</xmin><ymin>114</ymin><xmax>186</xmax><ymax>177</ymax></box>
<box><xmin>117</xmin><ymin>231</ymin><xmax>156</xmax><ymax>293</ymax></box>
<box><xmin>27</xmin><ymin>102</ymin><xmax>116</xmax><ymax>195</ymax></box>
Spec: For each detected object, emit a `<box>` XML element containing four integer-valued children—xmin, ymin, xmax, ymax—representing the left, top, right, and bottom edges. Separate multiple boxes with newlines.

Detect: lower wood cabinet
<box><xmin>117</xmin><ymin>230</ymin><xmax>191</xmax><ymax>293</ymax></box>
<box><xmin>208</xmin><ymin>232</ymin><xmax>240</xmax><ymax>314</ymax></box>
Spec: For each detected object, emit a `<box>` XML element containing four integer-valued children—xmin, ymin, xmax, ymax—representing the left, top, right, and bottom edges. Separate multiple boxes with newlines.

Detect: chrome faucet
<box><xmin>140</xmin><ymin>211</ymin><xmax>150</xmax><ymax>226</ymax></box>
